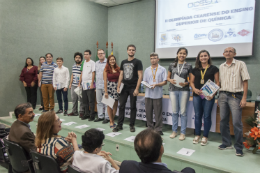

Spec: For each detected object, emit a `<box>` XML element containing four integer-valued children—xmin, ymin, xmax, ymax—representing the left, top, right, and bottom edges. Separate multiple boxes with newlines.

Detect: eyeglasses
<box><xmin>98</xmin><ymin>53</ymin><xmax>104</xmax><ymax>55</ymax></box>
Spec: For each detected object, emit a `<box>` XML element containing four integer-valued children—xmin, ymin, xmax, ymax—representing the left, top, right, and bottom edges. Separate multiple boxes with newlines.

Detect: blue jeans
<box><xmin>219</xmin><ymin>92</ymin><xmax>243</xmax><ymax>150</ymax></box>
<box><xmin>169</xmin><ymin>91</ymin><xmax>190</xmax><ymax>134</ymax></box>
<box><xmin>193</xmin><ymin>96</ymin><xmax>215</xmax><ymax>137</ymax></box>
<box><xmin>56</xmin><ymin>88</ymin><xmax>68</xmax><ymax>111</ymax></box>
<box><xmin>96</xmin><ymin>89</ymin><xmax>109</xmax><ymax>119</ymax></box>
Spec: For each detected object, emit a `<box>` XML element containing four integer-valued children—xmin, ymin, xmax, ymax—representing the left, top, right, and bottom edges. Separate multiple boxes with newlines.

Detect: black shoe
<box><xmin>102</xmin><ymin>119</ymin><xmax>109</xmax><ymax>124</ymax></box>
<box><xmin>56</xmin><ymin>110</ymin><xmax>63</xmax><ymax>114</ymax></box>
<box><xmin>64</xmin><ymin>110</ymin><xmax>67</xmax><ymax>115</ymax></box>
<box><xmin>81</xmin><ymin>115</ymin><xmax>90</xmax><ymax>120</ymax></box>
<box><xmin>158</xmin><ymin>131</ymin><xmax>164</xmax><ymax>135</ymax></box>
<box><xmin>42</xmin><ymin>110</ymin><xmax>48</xmax><ymax>113</ymax></box>
<box><xmin>39</xmin><ymin>107</ymin><xmax>44</xmax><ymax>111</ymax></box>
<box><xmin>130</xmin><ymin>125</ymin><xmax>135</xmax><ymax>132</ymax></box>
<box><xmin>88</xmin><ymin>116</ymin><xmax>95</xmax><ymax>121</ymax></box>
<box><xmin>113</xmin><ymin>125</ymin><xmax>123</xmax><ymax>132</ymax></box>
<box><xmin>94</xmin><ymin>118</ymin><xmax>104</xmax><ymax>122</ymax></box>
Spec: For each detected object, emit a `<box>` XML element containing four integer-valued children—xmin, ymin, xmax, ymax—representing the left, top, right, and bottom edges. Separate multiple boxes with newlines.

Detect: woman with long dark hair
<box><xmin>19</xmin><ymin>57</ymin><xmax>38</xmax><ymax>109</ymax></box>
<box><xmin>103</xmin><ymin>55</ymin><xmax>120</xmax><ymax>128</ymax></box>
<box><xmin>190</xmin><ymin>50</ymin><xmax>219</xmax><ymax>146</ymax></box>
<box><xmin>167</xmin><ymin>48</ymin><xmax>192</xmax><ymax>141</ymax></box>
<box><xmin>38</xmin><ymin>56</ymin><xmax>46</xmax><ymax>110</ymax></box>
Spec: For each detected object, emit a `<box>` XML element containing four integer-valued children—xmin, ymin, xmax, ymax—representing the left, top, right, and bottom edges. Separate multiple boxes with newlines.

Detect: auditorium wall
<box><xmin>0</xmin><ymin>0</ymin><xmax>108</xmax><ymax>117</ymax></box>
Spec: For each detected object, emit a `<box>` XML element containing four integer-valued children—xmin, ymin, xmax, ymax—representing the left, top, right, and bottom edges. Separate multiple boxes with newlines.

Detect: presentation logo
<box><xmin>208</xmin><ymin>29</ymin><xmax>223</xmax><ymax>42</ymax></box>
<box><xmin>194</xmin><ymin>33</ymin><xmax>207</xmax><ymax>40</ymax></box>
<box><xmin>238</xmin><ymin>29</ymin><xmax>250</xmax><ymax>36</ymax></box>
<box><xmin>172</xmin><ymin>34</ymin><xmax>182</xmax><ymax>42</ymax></box>
<box><xmin>224</xmin><ymin>28</ymin><xmax>236</xmax><ymax>38</ymax></box>
<box><xmin>160</xmin><ymin>34</ymin><xmax>167</xmax><ymax>42</ymax></box>
<box><xmin>188</xmin><ymin>0</ymin><xmax>219</xmax><ymax>8</ymax></box>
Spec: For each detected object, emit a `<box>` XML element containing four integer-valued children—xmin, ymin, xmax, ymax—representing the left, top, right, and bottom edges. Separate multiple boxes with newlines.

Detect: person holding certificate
<box><xmin>103</xmin><ymin>55</ymin><xmax>120</xmax><ymax>128</ymax></box>
<box><xmin>190</xmin><ymin>50</ymin><xmax>219</xmax><ymax>146</ymax></box>
<box><xmin>167</xmin><ymin>47</ymin><xmax>192</xmax><ymax>140</ymax></box>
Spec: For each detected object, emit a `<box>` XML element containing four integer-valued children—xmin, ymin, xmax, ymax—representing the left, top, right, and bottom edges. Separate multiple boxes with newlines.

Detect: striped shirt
<box><xmin>40</xmin><ymin>62</ymin><xmax>57</xmax><ymax>84</ymax></box>
<box><xmin>37</xmin><ymin>136</ymin><xmax>74</xmax><ymax>172</ymax></box>
<box><xmin>219</xmin><ymin>58</ymin><xmax>250</xmax><ymax>92</ymax></box>
<box><xmin>72</xmin><ymin>63</ymin><xmax>82</xmax><ymax>86</ymax></box>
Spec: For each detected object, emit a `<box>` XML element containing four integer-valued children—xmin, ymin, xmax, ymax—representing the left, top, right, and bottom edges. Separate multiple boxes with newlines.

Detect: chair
<box><xmin>3</xmin><ymin>138</ymin><xmax>34</xmax><ymax>173</ymax></box>
<box><xmin>68</xmin><ymin>165</ymin><xmax>84</xmax><ymax>173</ymax></box>
<box><xmin>30</xmin><ymin>151</ymin><xmax>61</xmax><ymax>173</ymax></box>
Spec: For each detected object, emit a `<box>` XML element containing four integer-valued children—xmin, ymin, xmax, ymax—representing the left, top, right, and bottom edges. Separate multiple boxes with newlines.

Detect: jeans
<box><xmin>96</xmin><ymin>89</ymin><xmax>109</xmax><ymax>119</ymax></box>
<box><xmin>82</xmin><ymin>88</ymin><xmax>96</xmax><ymax>118</ymax></box>
<box><xmin>193</xmin><ymin>96</ymin><xmax>215</xmax><ymax>138</ymax></box>
<box><xmin>169</xmin><ymin>91</ymin><xmax>190</xmax><ymax>134</ymax></box>
<box><xmin>118</xmin><ymin>87</ymin><xmax>137</xmax><ymax>127</ymax></box>
<box><xmin>71</xmin><ymin>85</ymin><xmax>84</xmax><ymax>114</ymax></box>
<box><xmin>56</xmin><ymin>88</ymin><xmax>68</xmax><ymax>111</ymax></box>
<box><xmin>219</xmin><ymin>92</ymin><xmax>243</xmax><ymax>150</ymax></box>
<box><xmin>25</xmin><ymin>85</ymin><xmax>38</xmax><ymax>109</ymax></box>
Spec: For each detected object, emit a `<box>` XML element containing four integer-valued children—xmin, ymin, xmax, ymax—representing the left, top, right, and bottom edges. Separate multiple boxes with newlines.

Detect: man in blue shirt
<box><xmin>143</xmin><ymin>53</ymin><xmax>167</xmax><ymax>135</ymax></box>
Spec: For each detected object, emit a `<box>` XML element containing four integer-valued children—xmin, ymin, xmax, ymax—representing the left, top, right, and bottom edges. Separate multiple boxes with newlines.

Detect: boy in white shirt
<box><xmin>53</xmin><ymin>57</ymin><xmax>70</xmax><ymax>114</ymax></box>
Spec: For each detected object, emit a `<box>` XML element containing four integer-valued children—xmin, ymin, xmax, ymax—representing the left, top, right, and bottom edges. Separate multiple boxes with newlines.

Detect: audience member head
<box><xmin>195</xmin><ymin>50</ymin><xmax>212</xmax><ymax>69</ymax></box>
<box><xmin>150</xmin><ymin>52</ymin><xmax>159</xmax><ymax>66</ymax></box>
<box><xmin>45</xmin><ymin>53</ymin><xmax>53</xmax><ymax>63</ymax></box>
<box><xmin>82</xmin><ymin>128</ymin><xmax>105</xmax><ymax>154</ymax></box>
<box><xmin>223</xmin><ymin>47</ymin><xmax>236</xmax><ymax>60</ymax></box>
<box><xmin>97</xmin><ymin>49</ymin><xmax>105</xmax><ymax>61</ymax></box>
<box><xmin>24</xmin><ymin>57</ymin><xmax>34</xmax><ymax>68</ymax></box>
<box><xmin>127</xmin><ymin>44</ymin><xmax>136</xmax><ymax>58</ymax></box>
<box><xmin>14</xmin><ymin>103</ymin><xmax>35</xmax><ymax>124</ymax></box>
<box><xmin>38</xmin><ymin>56</ymin><xmax>46</xmax><ymax>70</ymax></box>
<box><xmin>74</xmin><ymin>52</ymin><xmax>83</xmax><ymax>64</ymax></box>
<box><xmin>56</xmin><ymin>57</ymin><xmax>63</xmax><ymax>67</ymax></box>
<box><xmin>84</xmin><ymin>50</ymin><xmax>92</xmax><ymax>61</ymax></box>
<box><xmin>105</xmin><ymin>55</ymin><xmax>120</xmax><ymax>73</ymax></box>
<box><xmin>173</xmin><ymin>47</ymin><xmax>188</xmax><ymax>67</ymax></box>
<box><xmin>134</xmin><ymin>129</ymin><xmax>163</xmax><ymax>164</ymax></box>
<box><xmin>35</xmin><ymin>111</ymin><xmax>61</xmax><ymax>147</ymax></box>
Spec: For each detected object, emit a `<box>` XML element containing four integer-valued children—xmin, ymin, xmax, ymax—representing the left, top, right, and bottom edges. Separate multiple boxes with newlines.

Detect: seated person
<box><xmin>120</xmin><ymin>129</ymin><xmax>195</xmax><ymax>173</ymax></box>
<box><xmin>35</xmin><ymin>111</ymin><xmax>78</xmax><ymax>173</ymax></box>
<box><xmin>73</xmin><ymin>128</ymin><xmax>119</xmax><ymax>173</ymax></box>
<box><xmin>9</xmin><ymin>103</ymin><xmax>37</xmax><ymax>157</ymax></box>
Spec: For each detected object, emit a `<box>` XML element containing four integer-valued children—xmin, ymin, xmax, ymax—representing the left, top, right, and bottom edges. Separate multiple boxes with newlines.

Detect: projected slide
<box><xmin>155</xmin><ymin>0</ymin><xmax>255</xmax><ymax>58</ymax></box>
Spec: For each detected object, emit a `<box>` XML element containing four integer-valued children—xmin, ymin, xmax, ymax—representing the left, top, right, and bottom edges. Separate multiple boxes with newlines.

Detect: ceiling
<box><xmin>89</xmin><ymin>0</ymin><xmax>141</xmax><ymax>7</ymax></box>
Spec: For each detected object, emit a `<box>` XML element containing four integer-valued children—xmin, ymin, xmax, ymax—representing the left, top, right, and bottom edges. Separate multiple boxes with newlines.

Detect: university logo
<box><xmin>194</xmin><ymin>33</ymin><xmax>207</xmax><ymax>40</ymax></box>
<box><xmin>188</xmin><ymin>0</ymin><xmax>219</xmax><ymax>8</ymax></box>
<box><xmin>172</xmin><ymin>34</ymin><xmax>182</xmax><ymax>42</ymax></box>
<box><xmin>225</xmin><ymin>28</ymin><xmax>236</xmax><ymax>38</ymax></box>
<box><xmin>238</xmin><ymin>29</ymin><xmax>250</xmax><ymax>36</ymax></box>
<box><xmin>161</xmin><ymin>34</ymin><xmax>167</xmax><ymax>42</ymax></box>
<box><xmin>208</xmin><ymin>29</ymin><xmax>223</xmax><ymax>42</ymax></box>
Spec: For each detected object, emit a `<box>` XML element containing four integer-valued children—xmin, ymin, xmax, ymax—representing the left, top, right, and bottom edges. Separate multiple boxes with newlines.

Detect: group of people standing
<box><xmin>19</xmin><ymin>44</ymin><xmax>250</xmax><ymax>157</ymax></box>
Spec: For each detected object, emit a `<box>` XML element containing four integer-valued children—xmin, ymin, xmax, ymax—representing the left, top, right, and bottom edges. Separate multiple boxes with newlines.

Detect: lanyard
<box><xmin>200</xmin><ymin>65</ymin><xmax>208</xmax><ymax>80</ymax></box>
<box><xmin>151</xmin><ymin>65</ymin><xmax>158</xmax><ymax>79</ymax></box>
<box><xmin>177</xmin><ymin>62</ymin><xmax>185</xmax><ymax>76</ymax></box>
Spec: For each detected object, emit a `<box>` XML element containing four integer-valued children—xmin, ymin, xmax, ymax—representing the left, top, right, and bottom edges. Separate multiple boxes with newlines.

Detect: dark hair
<box><xmin>74</xmin><ymin>52</ymin><xmax>83</xmax><ymax>61</ymax></box>
<box><xmin>150</xmin><ymin>52</ymin><xmax>159</xmax><ymax>59</ymax></box>
<box><xmin>56</xmin><ymin>57</ymin><xmax>63</xmax><ymax>61</ymax></box>
<box><xmin>127</xmin><ymin>44</ymin><xmax>136</xmax><ymax>51</ymax></box>
<box><xmin>84</xmin><ymin>50</ymin><xmax>92</xmax><ymax>55</ymax></box>
<box><xmin>173</xmin><ymin>47</ymin><xmax>188</xmax><ymax>67</ymax></box>
<box><xmin>24</xmin><ymin>57</ymin><xmax>34</xmax><ymax>67</ymax></box>
<box><xmin>105</xmin><ymin>55</ymin><xmax>120</xmax><ymax>74</ymax></box>
<box><xmin>45</xmin><ymin>53</ymin><xmax>53</xmax><ymax>58</ymax></box>
<box><xmin>82</xmin><ymin>128</ymin><xmax>104</xmax><ymax>153</ymax></box>
<box><xmin>195</xmin><ymin>50</ymin><xmax>212</xmax><ymax>69</ymax></box>
<box><xmin>14</xmin><ymin>103</ymin><xmax>32</xmax><ymax>119</ymax></box>
<box><xmin>134</xmin><ymin>129</ymin><xmax>162</xmax><ymax>164</ymax></box>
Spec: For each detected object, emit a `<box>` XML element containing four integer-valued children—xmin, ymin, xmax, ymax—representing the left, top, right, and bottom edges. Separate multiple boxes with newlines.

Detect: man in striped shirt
<box><xmin>38</xmin><ymin>53</ymin><xmax>57</xmax><ymax>112</ymax></box>
<box><xmin>68</xmin><ymin>52</ymin><xmax>84</xmax><ymax>117</ymax></box>
<box><xmin>218</xmin><ymin>47</ymin><xmax>250</xmax><ymax>157</ymax></box>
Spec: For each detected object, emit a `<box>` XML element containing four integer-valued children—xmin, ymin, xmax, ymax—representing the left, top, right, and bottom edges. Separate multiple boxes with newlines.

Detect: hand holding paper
<box><xmin>101</xmin><ymin>95</ymin><xmax>115</xmax><ymax>109</ymax></box>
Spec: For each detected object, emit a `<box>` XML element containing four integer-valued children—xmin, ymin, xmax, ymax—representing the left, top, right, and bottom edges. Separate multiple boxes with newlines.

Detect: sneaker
<box><xmin>179</xmin><ymin>133</ymin><xmax>185</xmax><ymax>141</ymax></box>
<box><xmin>235</xmin><ymin>149</ymin><xmax>244</xmax><ymax>157</ymax></box>
<box><xmin>169</xmin><ymin>132</ymin><xmax>177</xmax><ymax>139</ymax></box>
<box><xmin>201</xmin><ymin>137</ymin><xmax>208</xmax><ymax>146</ymax></box>
<box><xmin>113</xmin><ymin>125</ymin><xmax>123</xmax><ymax>132</ymax></box>
<box><xmin>94</xmin><ymin>118</ymin><xmax>104</xmax><ymax>122</ymax></box>
<box><xmin>130</xmin><ymin>125</ymin><xmax>135</xmax><ymax>132</ymax></box>
<box><xmin>67</xmin><ymin>112</ymin><xmax>78</xmax><ymax>116</ymax></box>
<box><xmin>64</xmin><ymin>110</ymin><xmax>67</xmax><ymax>115</ymax></box>
<box><xmin>88</xmin><ymin>116</ymin><xmax>95</xmax><ymax>121</ymax></box>
<box><xmin>102</xmin><ymin>119</ymin><xmax>110</xmax><ymax>124</ymax></box>
<box><xmin>193</xmin><ymin>136</ymin><xmax>200</xmax><ymax>144</ymax></box>
<box><xmin>218</xmin><ymin>144</ymin><xmax>233</xmax><ymax>150</ymax></box>
<box><xmin>56</xmin><ymin>110</ymin><xmax>63</xmax><ymax>114</ymax></box>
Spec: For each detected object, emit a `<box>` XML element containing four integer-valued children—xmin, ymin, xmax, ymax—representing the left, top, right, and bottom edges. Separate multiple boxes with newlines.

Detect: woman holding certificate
<box><xmin>103</xmin><ymin>55</ymin><xmax>120</xmax><ymax>128</ymax></box>
<box><xmin>167</xmin><ymin>47</ymin><xmax>192</xmax><ymax>141</ymax></box>
<box><xmin>190</xmin><ymin>50</ymin><xmax>219</xmax><ymax>146</ymax></box>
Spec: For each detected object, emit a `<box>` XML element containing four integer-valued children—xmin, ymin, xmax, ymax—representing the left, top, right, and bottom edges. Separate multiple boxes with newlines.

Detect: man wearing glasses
<box><xmin>95</xmin><ymin>49</ymin><xmax>109</xmax><ymax>123</ymax></box>
<box><xmin>218</xmin><ymin>47</ymin><xmax>250</xmax><ymax>157</ymax></box>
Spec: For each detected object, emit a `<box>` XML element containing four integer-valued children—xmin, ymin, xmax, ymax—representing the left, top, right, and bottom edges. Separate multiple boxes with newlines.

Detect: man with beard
<box><xmin>68</xmin><ymin>52</ymin><xmax>84</xmax><ymax>117</ymax></box>
<box><xmin>113</xmin><ymin>44</ymin><xmax>143</xmax><ymax>132</ymax></box>
<box><xmin>9</xmin><ymin>103</ymin><xmax>37</xmax><ymax>157</ymax></box>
